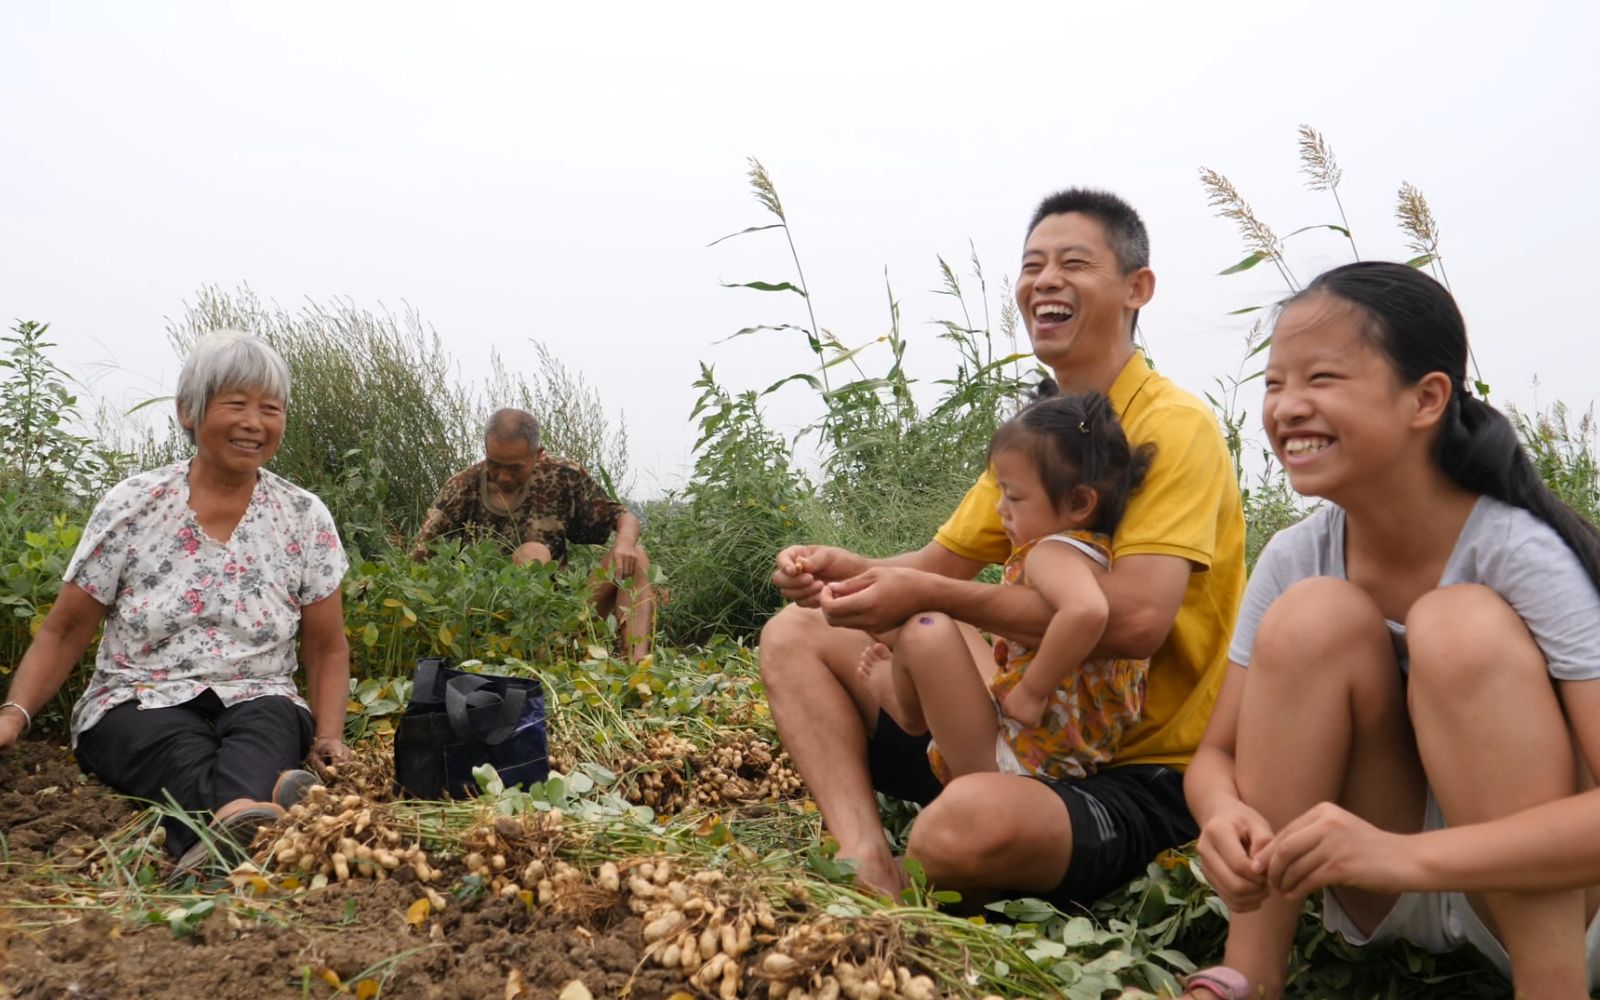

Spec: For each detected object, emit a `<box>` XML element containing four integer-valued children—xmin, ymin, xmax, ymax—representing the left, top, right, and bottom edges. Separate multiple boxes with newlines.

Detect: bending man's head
<box><xmin>483</xmin><ymin>408</ymin><xmax>542</xmax><ymax>493</ymax></box>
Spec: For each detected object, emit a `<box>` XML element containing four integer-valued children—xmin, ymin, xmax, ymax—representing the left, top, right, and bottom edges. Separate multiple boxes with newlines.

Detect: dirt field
<box><xmin>0</xmin><ymin>740</ymin><xmax>693</xmax><ymax>999</ymax></box>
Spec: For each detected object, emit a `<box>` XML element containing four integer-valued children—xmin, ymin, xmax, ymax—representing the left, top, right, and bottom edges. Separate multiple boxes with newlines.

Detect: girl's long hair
<box><xmin>1290</xmin><ymin>261</ymin><xmax>1600</xmax><ymax>593</ymax></box>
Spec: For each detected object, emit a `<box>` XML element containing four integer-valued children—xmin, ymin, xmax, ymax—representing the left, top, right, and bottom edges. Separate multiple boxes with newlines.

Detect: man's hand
<box><xmin>310</xmin><ymin>735</ymin><xmax>354</xmax><ymax>776</ymax></box>
<box><xmin>816</xmin><ymin>566</ymin><xmax>932</xmax><ymax>634</ymax></box>
<box><xmin>609</xmin><ymin>539</ymin><xmax>641</xmax><ymax>578</ymax></box>
<box><xmin>772</xmin><ymin>545</ymin><xmax>867</xmax><ymax>607</ymax></box>
<box><xmin>1000</xmin><ymin>683</ymin><xmax>1049</xmax><ymax>728</ymax></box>
<box><xmin>1194</xmin><ymin>797</ymin><xmax>1276</xmax><ymax>912</ymax></box>
<box><xmin>1259</xmin><ymin>801</ymin><xmax>1418</xmax><ymax>902</ymax></box>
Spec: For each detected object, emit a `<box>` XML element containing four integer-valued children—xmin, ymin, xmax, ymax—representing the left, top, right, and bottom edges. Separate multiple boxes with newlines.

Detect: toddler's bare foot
<box><xmin>857</xmin><ymin>641</ymin><xmax>894</xmax><ymax>704</ymax></box>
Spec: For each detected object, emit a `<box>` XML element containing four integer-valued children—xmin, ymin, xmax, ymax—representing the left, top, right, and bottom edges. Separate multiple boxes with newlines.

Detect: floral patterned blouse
<box><xmin>64</xmin><ymin>460</ymin><xmax>348</xmax><ymax>746</ymax></box>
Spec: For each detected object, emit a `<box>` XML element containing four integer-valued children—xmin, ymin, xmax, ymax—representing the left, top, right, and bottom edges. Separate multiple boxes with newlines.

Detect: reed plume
<box><xmin>1199</xmin><ymin>167</ymin><xmax>1298</xmax><ymax>288</ymax></box>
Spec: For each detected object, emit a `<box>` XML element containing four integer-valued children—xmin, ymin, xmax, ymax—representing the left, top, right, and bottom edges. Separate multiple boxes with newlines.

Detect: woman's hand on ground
<box><xmin>0</xmin><ymin>712</ymin><xmax>24</xmax><ymax>751</ymax></box>
<box><xmin>1195</xmin><ymin>797</ymin><xmax>1275</xmax><ymax>912</ymax></box>
<box><xmin>310</xmin><ymin>735</ymin><xmax>354</xmax><ymax>774</ymax></box>
<box><xmin>1259</xmin><ymin>801</ymin><xmax>1415</xmax><ymax>901</ymax></box>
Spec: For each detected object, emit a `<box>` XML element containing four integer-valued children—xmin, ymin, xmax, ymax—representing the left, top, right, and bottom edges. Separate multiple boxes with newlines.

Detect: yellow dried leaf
<box><xmin>504</xmin><ymin>967</ymin><xmax>527</xmax><ymax>999</ymax></box>
<box><xmin>279</xmin><ymin>875</ymin><xmax>302</xmax><ymax>890</ymax></box>
<box><xmin>319</xmin><ymin>968</ymin><xmax>343</xmax><ymax>989</ymax></box>
<box><xmin>247</xmin><ymin>875</ymin><xmax>271</xmax><ymax>895</ymax></box>
<box><xmin>348</xmin><ymin>699</ymin><xmax>365</xmax><ymax>714</ymax></box>
<box><xmin>405</xmin><ymin>897</ymin><xmax>431</xmax><ymax>928</ymax></box>
<box><xmin>355</xmin><ymin>980</ymin><xmax>380</xmax><ymax>1000</ymax></box>
<box><xmin>666</xmin><ymin>994</ymin><xmax>697</xmax><ymax>1000</ymax></box>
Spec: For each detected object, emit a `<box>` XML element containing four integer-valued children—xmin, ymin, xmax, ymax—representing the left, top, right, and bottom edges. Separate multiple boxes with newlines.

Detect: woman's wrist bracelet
<box><xmin>1</xmin><ymin>701</ymin><xmax>32</xmax><ymax>732</ymax></box>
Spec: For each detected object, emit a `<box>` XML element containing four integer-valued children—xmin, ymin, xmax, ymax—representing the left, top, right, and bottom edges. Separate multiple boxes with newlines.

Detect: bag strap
<box><xmin>412</xmin><ymin>657</ymin><xmax>451</xmax><ymax>703</ymax></box>
<box><xmin>444</xmin><ymin>674</ymin><xmax>529</xmax><ymax>747</ymax></box>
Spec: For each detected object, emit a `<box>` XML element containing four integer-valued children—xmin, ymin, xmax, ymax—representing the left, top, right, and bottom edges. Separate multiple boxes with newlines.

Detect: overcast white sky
<box><xmin>6</xmin><ymin>2</ymin><xmax>1597</xmax><ymax>498</ymax></box>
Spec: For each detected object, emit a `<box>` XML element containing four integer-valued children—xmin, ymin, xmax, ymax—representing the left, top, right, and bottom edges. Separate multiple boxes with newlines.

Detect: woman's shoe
<box><xmin>1182</xmin><ymin>967</ymin><xmax>1256</xmax><ymax>1000</ymax></box>
<box><xmin>271</xmin><ymin>768</ymin><xmax>320</xmax><ymax>810</ymax></box>
<box><xmin>168</xmin><ymin>803</ymin><xmax>283</xmax><ymax>881</ymax></box>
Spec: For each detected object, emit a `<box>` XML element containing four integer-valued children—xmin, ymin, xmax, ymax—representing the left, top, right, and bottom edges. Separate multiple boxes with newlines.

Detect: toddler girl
<box><xmin>860</xmin><ymin>391</ymin><xmax>1153</xmax><ymax>781</ymax></box>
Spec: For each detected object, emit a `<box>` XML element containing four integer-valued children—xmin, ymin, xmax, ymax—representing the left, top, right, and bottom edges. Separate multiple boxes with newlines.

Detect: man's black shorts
<box><xmin>867</xmin><ymin>711</ymin><xmax>1196</xmax><ymax>908</ymax></box>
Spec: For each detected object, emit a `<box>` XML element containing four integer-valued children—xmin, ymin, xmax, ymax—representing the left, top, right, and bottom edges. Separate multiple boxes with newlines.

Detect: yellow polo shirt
<box><xmin>933</xmin><ymin>351</ymin><xmax>1245</xmax><ymax>769</ymax></box>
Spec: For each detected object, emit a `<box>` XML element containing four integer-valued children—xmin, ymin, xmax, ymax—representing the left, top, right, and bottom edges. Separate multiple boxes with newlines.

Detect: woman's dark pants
<box><xmin>75</xmin><ymin>690</ymin><xmax>313</xmax><ymax>856</ymax></box>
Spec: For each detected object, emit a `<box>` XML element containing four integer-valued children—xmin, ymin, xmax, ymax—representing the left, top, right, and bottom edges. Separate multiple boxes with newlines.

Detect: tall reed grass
<box><xmin>162</xmin><ymin>284</ymin><xmax>630</xmax><ymax>551</ymax></box>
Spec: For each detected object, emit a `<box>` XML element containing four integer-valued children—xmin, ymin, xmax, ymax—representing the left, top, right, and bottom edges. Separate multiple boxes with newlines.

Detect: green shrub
<box><xmin>342</xmin><ymin>540</ymin><xmax>602</xmax><ymax>679</ymax></box>
<box><xmin>0</xmin><ymin>321</ymin><xmax>127</xmax><ymax>515</ymax></box>
<box><xmin>646</xmin><ymin>366</ymin><xmax>813</xmax><ymax>643</ymax></box>
<box><xmin>646</xmin><ymin>163</ymin><xmax>1035</xmax><ymax>641</ymax></box>
<box><xmin>1513</xmin><ymin>403</ymin><xmax>1598</xmax><ymax>526</ymax></box>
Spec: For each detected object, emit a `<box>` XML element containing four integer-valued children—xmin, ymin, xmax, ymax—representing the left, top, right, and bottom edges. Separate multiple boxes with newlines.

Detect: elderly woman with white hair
<box><xmin>0</xmin><ymin>330</ymin><xmax>352</xmax><ymax>870</ymax></box>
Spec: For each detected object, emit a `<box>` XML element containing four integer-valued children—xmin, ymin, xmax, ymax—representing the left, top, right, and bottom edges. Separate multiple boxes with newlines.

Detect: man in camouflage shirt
<box><xmin>412</xmin><ymin>408</ymin><xmax>654</xmax><ymax>660</ymax></box>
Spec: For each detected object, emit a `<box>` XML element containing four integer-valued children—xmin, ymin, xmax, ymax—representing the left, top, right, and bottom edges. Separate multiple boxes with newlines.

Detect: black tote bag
<box><xmin>393</xmin><ymin>657</ymin><xmax>550</xmax><ymax>799</ymax></box>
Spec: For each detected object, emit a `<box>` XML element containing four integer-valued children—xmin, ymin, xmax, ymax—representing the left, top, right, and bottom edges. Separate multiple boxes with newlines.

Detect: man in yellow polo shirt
<box><xmin>759</xmin><ymin>188</ymin><xmax>1245</xmax><ymax>902</ymax></box>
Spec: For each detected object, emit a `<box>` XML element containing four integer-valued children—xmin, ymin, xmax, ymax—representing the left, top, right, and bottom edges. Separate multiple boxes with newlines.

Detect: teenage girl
<box><xmin>1179</xmin><ymin>262</ymin><xmax>1600</xmax><ymax>1000</ymax></box>
<box><xmin>858</xmin><ymin>392</ymin><xmax>1155</xmax><ymax>782</ymax></box>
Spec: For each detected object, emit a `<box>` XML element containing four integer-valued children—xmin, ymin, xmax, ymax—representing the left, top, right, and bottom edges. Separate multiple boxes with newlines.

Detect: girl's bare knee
<box><xmin>1409</xmin><ymin>584</ymin><xmax>1543</xmax><ymax>698</ymax></box>
<box><xmin>894</xmin><ymin>612</ymin><xmax>960</xmax><ymax>653</ymax></box>
<box><xmin>1252</xmin><ymin>578</ymin><xmax>1389</xmax><ymax>677</ymax></box>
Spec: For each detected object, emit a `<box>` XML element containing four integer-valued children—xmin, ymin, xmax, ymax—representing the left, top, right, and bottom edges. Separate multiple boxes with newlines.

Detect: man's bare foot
<box><xmin>839</xmin><ymin>840</ymin><xmax>907</xmax><ymax>899</ymax></box>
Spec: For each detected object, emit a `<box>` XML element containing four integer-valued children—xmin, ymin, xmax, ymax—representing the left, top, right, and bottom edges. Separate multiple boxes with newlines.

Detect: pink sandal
<box><xmin>1182</xmin><ymin>966</ymin><xmax>1254</xmax><ymax>1000</ymax></box>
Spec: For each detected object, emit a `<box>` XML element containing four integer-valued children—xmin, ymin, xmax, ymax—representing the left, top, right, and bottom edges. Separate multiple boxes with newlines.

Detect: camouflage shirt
<box><xmin>410</xmin><ymin>455</ymin><xmax>624</xmax><ymax>563</ymax></box>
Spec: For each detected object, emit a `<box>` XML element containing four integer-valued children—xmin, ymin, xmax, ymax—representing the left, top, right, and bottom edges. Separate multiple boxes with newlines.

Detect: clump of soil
<box><xmin>0</xmin><ymin>739</ymin><xmax>133</xmax><ymax>861</ymax></box>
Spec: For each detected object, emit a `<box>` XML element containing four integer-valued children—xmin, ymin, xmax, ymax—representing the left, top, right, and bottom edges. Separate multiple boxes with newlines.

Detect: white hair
<box><xmin>485</xmin><ymin>407</ymin><xmax>541</xmax><ymax>453</ymax></box>
<box><xmin>175</xmin><ymin>330</ymin><xmax>292</xmax><ymax>444</ymax></box>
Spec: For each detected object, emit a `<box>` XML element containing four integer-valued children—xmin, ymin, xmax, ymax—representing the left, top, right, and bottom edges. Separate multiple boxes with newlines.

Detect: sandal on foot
<box><xmin>169</xmin><ymin>804</ymin><xmax>282</xmax><ymax>881</ymax></box>
<box><xmin>271</xmin><ymin>768</ymin><xmax>320</xmax><ymax>810</ymax></box>
<box><xmin>1183</xmin><ymin>966</ymin><xmax>1254</xmax><ymax>1000</ymax></box>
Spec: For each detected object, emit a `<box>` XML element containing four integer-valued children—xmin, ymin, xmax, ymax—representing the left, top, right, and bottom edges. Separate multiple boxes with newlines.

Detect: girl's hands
<box><xmin>999</xmin><ymin>683</ymin><xmax>1049</xmax><ymax>728</ymax></box>
<box><xmin>1259</xmin><ymin>802</ymin><xmax>1417</xmax><ymax>901</ymax></box>
<box><xmin>1195</xmin><ymin>797</ymin><xmax>1275</xmax><ymax>912</ymax></box>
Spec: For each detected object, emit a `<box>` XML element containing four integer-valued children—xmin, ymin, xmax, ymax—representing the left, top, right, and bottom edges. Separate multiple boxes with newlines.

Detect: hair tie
<box><xmin>1078</xmin><ymin>421</ymin><xmax>1089</xmax><ymax>435</ymax></box>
